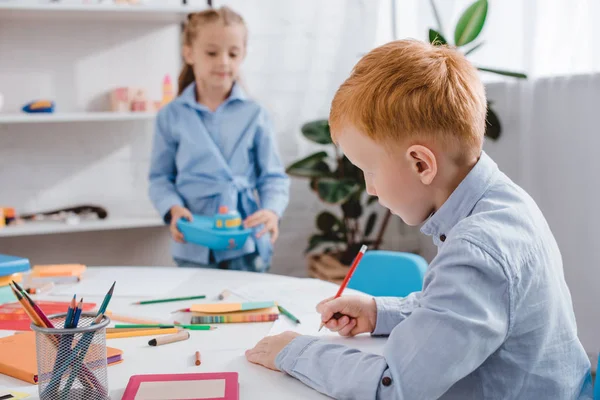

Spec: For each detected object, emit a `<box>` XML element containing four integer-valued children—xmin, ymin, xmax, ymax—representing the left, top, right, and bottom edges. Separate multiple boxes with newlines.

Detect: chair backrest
<box><xmin>594</xmin><ymin>353</ymin><xmax>600</xmax><ymax>400</ymax></box>
<box><xmin>347</xmin><ymin>250</ymin><xmax>427</xmax><ymax>297</ymax></box>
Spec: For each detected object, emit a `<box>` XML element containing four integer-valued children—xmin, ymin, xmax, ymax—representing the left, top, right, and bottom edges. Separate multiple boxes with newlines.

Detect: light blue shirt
<box><xmin>148</xmin><ymin>82</ymin><xmax>289</xmax><ymax>266</ymax></box>
<box><xmin>276</xmin><ymin>152</ymin><xmax>592</xmax><ymax>399</ymax></box>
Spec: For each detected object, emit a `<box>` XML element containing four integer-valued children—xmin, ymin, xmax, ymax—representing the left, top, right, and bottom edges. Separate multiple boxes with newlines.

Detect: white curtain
<box><xmin>377</xmin><ymin>0</ymin><xmax>600</xmax><ymax>80</ymax></box>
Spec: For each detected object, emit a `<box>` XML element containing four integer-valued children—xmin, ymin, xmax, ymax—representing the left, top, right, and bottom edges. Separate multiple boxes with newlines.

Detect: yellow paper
<box><xmin>31</xmin><ymin>264</ymin><xmax>86</xmax><ymax>278</ymax></box>
<box><xmin>190</xmin><ymin>303</ymin><xmax>243</xmax><ymax>314</ymax></box>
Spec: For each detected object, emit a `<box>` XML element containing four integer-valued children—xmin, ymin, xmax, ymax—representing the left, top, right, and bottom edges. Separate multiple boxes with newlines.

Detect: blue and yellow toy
<box><xmin>22</xmin><ymin>100</ymin><xmax>55</xmax><ymax>113</ymax></box>
<box><xmin>177</xmin><ymin>206</ymin><xmax>252</xmax><ymax>250</ymax></box>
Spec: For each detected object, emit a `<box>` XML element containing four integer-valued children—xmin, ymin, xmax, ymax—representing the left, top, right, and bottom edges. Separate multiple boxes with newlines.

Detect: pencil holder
<box><xmin>31</xmin><ymin>313</ymin><xmax>111</xmax><ymax>400</ymax></box>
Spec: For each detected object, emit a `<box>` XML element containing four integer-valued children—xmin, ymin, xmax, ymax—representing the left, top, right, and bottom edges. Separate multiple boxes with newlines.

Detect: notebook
<box><xmin>0</xmin><ymin>273</ymin><xmax>22</xmax><ymax>288</ymax></box>
<box><xmin>191</xmin><ymin>306</ymin><xmax>279</xmax><ymax>324</ymax></box>
<box><xmin>0</xmin><ymin>255</ymin><xmax>30</xmax><ymax>278</ymax></box>
<box><xmin>0</xmin><ymin>301</ymin><xmax>96</xmax><ymax>331</ymax></box>
<box><xmin>0</xmin><ymin>332</ymin><xmax>122</xmax><ymax>384</ymax></box>
<box><xmin>31</xmin><ymin>264</ymin><xmax>86</xmax><ymax>278</ymax></box>
<box><xmin>122</xmin><ymin>373</ymin><xmax>239</xmax><ymax>400</ymax></box>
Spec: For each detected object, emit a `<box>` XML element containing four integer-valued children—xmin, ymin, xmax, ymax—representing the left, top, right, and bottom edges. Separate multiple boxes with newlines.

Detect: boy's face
<box><xmin>337</xmin><ymin>125</ymin><xmax>434</xmax><ymax>226</ymax></box>
<box><xmin>183</xmin><ymin>22</ymin><xmax>246</xmax><ymax>93</ymax></box>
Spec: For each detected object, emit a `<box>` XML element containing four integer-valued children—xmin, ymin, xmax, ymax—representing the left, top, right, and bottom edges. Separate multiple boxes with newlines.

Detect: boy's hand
<box><xmin>317</xmin><ymin>296</ymin><xmax>378</xmax><ymax>336</ymax></box>
<box><xmin>169</xmin><ymin>206</ymin><xmax>193</xmax><ymax>243</ymax></box>
<box><xmin>244</xmin><ymin>209</ymin><xmax>279</xmax><ymax>243</ymax></box>
<box><xmin>245</xmin><ymin>331</ymin><xmax>300</xmax><ymax>371</ymax></box>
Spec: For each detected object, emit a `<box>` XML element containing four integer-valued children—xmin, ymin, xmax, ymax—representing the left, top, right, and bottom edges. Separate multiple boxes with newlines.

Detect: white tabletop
<box><xmin>0</xmin><ymin>267</ymin><xmax>387</xmax><ymax>399</ymax></box>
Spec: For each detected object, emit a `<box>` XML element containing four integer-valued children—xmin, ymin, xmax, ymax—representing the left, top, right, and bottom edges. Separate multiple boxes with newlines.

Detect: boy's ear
<box><xmin>182</xmin><ymin>45</ymin><xmax>194</xmax><ymax>65</ymax></box>
<box><xmin>406</xmin><ymin>145</ymin><xmax>437</xmax><ymax>185</ymax></box>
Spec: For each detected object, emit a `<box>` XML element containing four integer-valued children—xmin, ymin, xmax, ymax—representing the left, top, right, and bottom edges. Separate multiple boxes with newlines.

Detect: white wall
<box><xmin>0</xmin><ymin>0</ymin><xmax>421</xmax><ymax>276</ymax></box>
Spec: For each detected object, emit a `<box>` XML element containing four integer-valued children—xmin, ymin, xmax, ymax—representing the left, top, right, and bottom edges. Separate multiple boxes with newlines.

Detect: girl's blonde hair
<box><xmin>178</xmin><ymin>6</ymin><xmax>247</xmax><ymax>95</ymax></box>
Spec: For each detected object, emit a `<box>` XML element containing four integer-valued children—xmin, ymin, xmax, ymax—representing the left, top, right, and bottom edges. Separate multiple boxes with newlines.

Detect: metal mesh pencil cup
<box><xmin>31</xmin><ymin>313</ymin><xmax>111</xmax><ymax>400</ymax></box>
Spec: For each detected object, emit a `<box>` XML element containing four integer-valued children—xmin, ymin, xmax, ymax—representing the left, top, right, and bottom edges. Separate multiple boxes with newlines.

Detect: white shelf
<box><xmin>0</xmin><ymin>2</ymin><xmax>207</xmax><ymax>22</ymax></box>
<box><xmin>0</xmin><ymin>217</ymin><xmax>165</xmax><ymax>237</ymax></box>
<box><xmin>0</xmin><ymin>112</ymin><xmax>156</xmax><ymax>124</ymax></box>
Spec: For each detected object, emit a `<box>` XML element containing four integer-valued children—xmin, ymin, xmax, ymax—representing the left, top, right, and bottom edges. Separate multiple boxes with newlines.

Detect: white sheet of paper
<box><xmin>135</xmin><ymin>379</ymin><xmax>226</xmax><ymax>400</ymax></box>
<box><xmin>50</xmin><ymin>267</ymin><xmax>198</xmax><ymax>297</ymax></box>
<box><xmin>233</xmin><ymin>278</ymin><xmax>367</xmax><ymax>315</ymax></box>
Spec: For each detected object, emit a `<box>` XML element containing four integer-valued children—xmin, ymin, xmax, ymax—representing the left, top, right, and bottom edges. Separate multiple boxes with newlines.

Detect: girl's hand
<box><xmin>169</xmin><ymin>206</ymin><xmax>193</xmax><ymax>243</ymax></box>
<box><xmin>244</xmin><ymin>209</ymin><xmax>279</xmax><ymax>243</ymax></box>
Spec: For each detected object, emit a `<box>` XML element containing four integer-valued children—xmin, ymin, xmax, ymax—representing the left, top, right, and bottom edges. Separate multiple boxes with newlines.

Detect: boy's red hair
<box><xmin>330</xmin><ymin>40</ymin><xmax>487</xmax><ymax>162</ymax></box>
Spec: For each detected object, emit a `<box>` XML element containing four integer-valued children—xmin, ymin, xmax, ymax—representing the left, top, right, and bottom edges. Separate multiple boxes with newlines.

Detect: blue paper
<box><xmin>0</xmin><ymin>286</ymin><xmax>16</xmax><ymax>305</ymax></box>
<box><xmin>0</xmin><ymin>254</ymin><xmax>30</xmax><ymax>277</ymax></box>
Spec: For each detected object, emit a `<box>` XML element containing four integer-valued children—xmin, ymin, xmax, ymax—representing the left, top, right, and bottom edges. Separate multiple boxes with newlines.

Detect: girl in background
<box><xmin>149</xmin><ymin>7</ymin><xmax>289</xmax><ymax>272</ymax></box>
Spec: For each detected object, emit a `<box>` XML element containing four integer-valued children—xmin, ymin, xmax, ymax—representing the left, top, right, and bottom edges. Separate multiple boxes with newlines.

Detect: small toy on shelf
<box><xmin>130</xmin><ymin>88</ymin><xmax>149</xmax><ymax>112</ymax></box>
<box><xmin>161</xmin><ymin>74</ymin><xmax>174</xmax><ymax>107</ymax></box>
<box><xmin>110</xmin><ymin>87</ymin><xmax>131</xmax><ymax>112</ymax></box>
<box><xmin>22</xmin><ymin>100</ymin><xmax>55</xmax><ymax>113</ymax></box>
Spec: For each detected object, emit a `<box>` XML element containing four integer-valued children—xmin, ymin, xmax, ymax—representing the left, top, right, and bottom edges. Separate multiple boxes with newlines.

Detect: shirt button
<box><xmin>382</xmin><ymin>376</ymin><xmax>392</xmax><ymax>386</ymax></box>
<box><xmin>440</xmin><ymin>234</ymin><xmax>446</xmax><ymax>242</ymax></box>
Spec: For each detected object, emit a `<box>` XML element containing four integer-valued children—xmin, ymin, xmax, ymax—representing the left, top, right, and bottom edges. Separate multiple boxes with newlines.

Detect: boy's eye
<box><xmin>207</xmin><ymin>52</ymin><xmax>217</xmax><ymax>57</ymax></box>
<box><xmin>229</xmin><ymin>53</ymin><xmax>238</xmax><ymax>58</ymax></box>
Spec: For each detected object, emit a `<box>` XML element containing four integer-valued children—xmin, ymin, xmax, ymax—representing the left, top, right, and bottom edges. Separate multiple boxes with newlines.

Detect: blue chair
<box><xmin>594</xmin><ymin>353</ymin><xmax>600</xmax><ymax>400</ymax></box>
<box><xmin>347</xmin><ymin>250</ymin><xmax>428</xmax><ymax>297</ymax></box>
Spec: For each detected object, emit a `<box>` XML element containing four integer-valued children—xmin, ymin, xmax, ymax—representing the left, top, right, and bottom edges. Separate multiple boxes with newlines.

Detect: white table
<box><xmin>0</xmin><ymin>267</ymin><xmax>387</xmax><ymax>399</ymax></box>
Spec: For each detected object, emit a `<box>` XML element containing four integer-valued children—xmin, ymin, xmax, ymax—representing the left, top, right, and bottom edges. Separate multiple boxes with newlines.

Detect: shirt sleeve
<box><xmin>148</xmin><ymin>110</ymin><xmax>184</xmax><ymax>221</ymax></box>
<box><xmin>275</xmin><ymin>236</ymin><xmax>511</xmax><ymax>400</ymax></box>
<box><xmin>372</xmin><ymin>291</ymin><xmax>422</xmax><ymax>336</ymax></box>
<box><xmin>253</xmin><ymin>109</ymin><xmax>290</xmax><ymax>218</ymax></box>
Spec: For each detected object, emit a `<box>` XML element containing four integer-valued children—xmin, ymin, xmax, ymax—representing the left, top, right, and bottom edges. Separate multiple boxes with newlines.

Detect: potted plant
<box><xmin>427</xmin><ymin>0</ymin><xmax>527</xmax><ymax>139</ymax></box>
<box><xmin>286</xmin><ymin>121</ymin><xmax>393</xmax><ymax>283</ymax></box>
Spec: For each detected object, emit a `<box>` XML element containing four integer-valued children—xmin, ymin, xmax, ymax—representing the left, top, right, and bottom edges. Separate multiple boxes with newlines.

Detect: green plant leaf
<box><xmin>305</xmin><ymin>234</ymin><xmax>344</xmax><ymax>254</ymax></box>
<box><xmin>477</xmin><ymin>66</ymin><xmax>527</xmax><ymax>79</ymax></box>
<box><xmin>301</xmin><ymin>120</ymin><xmax>332</xmax><ymax>144</ymax></box>
<box><xmin>315</xmin><ymin>178</ymin><xmax>361</xmax><ymax>204</ymax></box>
<box><xmin>485</xmin><ymin>103</ymin><xmax>501</xmax><ymax>140</ymax></box>
<box><xmin>429</xmin><ymin>29</ymin><xmax>448</xmax><ymax>45</ymax></box>
<box><xmin>464</xmin><ymin>41</ymin><xmax>485</xmax><ymax>56</ymax></box>
<box><xmin>341</xmin><ymin>198</ymin><xmax>363</xmax><ymax>219</ymax></box>
<box><xmin>364</xmin><ymin>212</ymin><xmax>378</xmax><ymax>237</ymax></box>
<box><xmin>286</xmin><ymin>151</ymin><xmax>331</xmax><ymax>178</ymax></box>
<box><xmin>454</xmin><ymin>0</ymin><xmax>488</xmax><ymax>47</ymax></box>
<box><xmin>367</xmin><ymin>196</ymin><xmax>378</xmax><ymax>206</ymax></box>
<box><xmin>316</xmin><ymin>211</ymin><xmax>341</xmax><ymax>233</ymax></box>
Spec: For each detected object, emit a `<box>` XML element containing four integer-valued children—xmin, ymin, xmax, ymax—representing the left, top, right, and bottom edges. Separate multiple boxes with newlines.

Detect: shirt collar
<box><xmin>420</xmin><ymin>151</ymin><xmax>499</xmax><ymax>241</ymax></box>
<box><xmin>176</xmin><ymin>81</ymin><xmax>247</xmax><ymax>111</ymax></box>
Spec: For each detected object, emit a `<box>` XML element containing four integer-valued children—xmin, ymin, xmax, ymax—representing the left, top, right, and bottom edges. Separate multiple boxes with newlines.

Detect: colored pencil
<box><xmin>97</xmin><ymin>282</ymin><xmax>115</xmax><ymax>316</ymax></box>
<box><xmin>12</xmin><ymin>280</ymin><xmax>54</xmax><ymax>328</ymax></box>
<box><xmin>133</xmin><ymin>294</ymin><xmax>206</xmax><ymax>305</ymax></box>
<box><xmin>105</xmin><ymin>312</ymin><xmax>164</xmax><ymax>325</ymax></box>
<box><xmin>9</xmin><ymin>284</ymin><xmax>44</xmax><ymax>327</ymax></box>
<box><xmin>65</xmin><ymin>295</ymin><xmax>77</xmax><ymax>328</ymax></box>
<box><xmin>148</xmin><ymin>330</ymin><xmax>190</xmax><ymax>346</ymax></box>
<box><xmin>114</xmin><ymin>324</ymin><xmax>215</xmax><ymax>331</ymax></box>
<box><xmin>71</xmin><ymin>298</ymin><xmax>84</xmax><ymax>328</ymax></box>
<box><xmin>195</xmin><ymin>351</ymin><xmax>201</xmax><ymax>366</ymax></box>
<box><xmin>318</xmin><ymin>245</ymin><xmax>368</xmax><ymax>332</ymax></box>
<box><xmin>217</xmin><ymin>289</ymin><xmax>231</xmax><ymax>301</ymax></box>
<box><xmin>278</xmin><ymin>305</ymin><xmax>301</xmax><ymax>324</ymax></box>
<box><xmin>107</xmin><ymin>328</ymin><xmax>179</xmax><ymax>339</ymax></box>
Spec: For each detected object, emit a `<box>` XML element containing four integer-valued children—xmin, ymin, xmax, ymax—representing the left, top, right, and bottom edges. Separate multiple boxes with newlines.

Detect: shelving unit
<box><xmin>0</xmin><ymin>217</ymin><xmax>164</xmax><ymax>237</ymax></box>
<box><xmin>0</xmin><ymin>1</ymin><xmax>207</xmax><ymax>239</ymax></box>
<box><xmin>0</xmin><ymin>112</ymin><xmax>157</xmax><ymax>124</ymax></box>
<box><xmin>0</xmin><ymin>3</ymin><xmax>206</xmax><ymax>22</ymax></box>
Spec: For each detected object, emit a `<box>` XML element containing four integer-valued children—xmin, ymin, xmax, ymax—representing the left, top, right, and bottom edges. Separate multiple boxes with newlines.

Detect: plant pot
<box><xmin>307</xmin><ymin>253</ymin><xmax>349</xmax><ymax>284</ymax></box>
